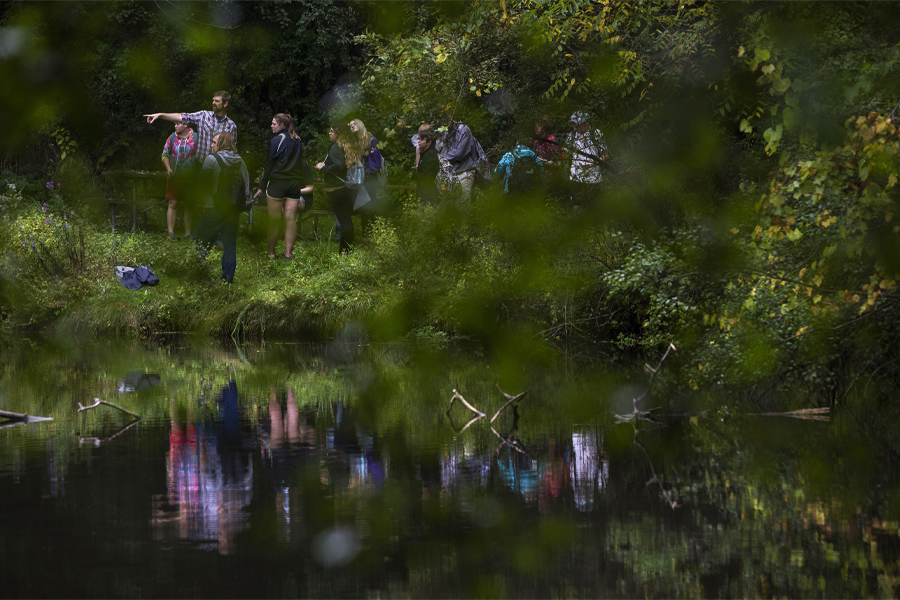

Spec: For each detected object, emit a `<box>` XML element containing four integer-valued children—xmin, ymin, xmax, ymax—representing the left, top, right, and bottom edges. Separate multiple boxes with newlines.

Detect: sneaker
<box><xmin>167</xmin><ymin>232</ymin><xmax>179</xmax><ymax>241</ymax></box>
<box><xmin>184</xmin><ymin>233</ymin><xmax>193</xmax><ymax>240</ymax></box>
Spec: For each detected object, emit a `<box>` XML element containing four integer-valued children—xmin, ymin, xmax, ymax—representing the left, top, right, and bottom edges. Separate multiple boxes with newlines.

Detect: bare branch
<box><xmin>490</xmin><ymin>387</ymin><xmax>528</xmax><ymax>424</ymax></box>
<box><xmin>77</xmin><ymin>398</ymin><xmax>141</xmax><ymax>420</ymax></box>
<box><xmin>633</xmin><ymin>343</ymin><xmax>676</xmax><ymax>408</ymax></box>
<box><xmin>448</xmin><ymin>389</ymin><xmax>485</xmax><ymax>417</ymax></box>
<box><xmin>750</xmin><ymin>407</ymin><xmax>830</xmax><ymax>421</ymax></box>
<box><xmin>0</xmin><ymin>409</ymin><xmax>53</xmax><ymax>423</ymax></box>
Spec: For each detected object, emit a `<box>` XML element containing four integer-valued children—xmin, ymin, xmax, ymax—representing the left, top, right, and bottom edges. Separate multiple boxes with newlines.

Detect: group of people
<box><xmin>413</xmin><ymin>112</ymin><xmax>607</xmax><ymax>213</ymax></box>
<box><xmin>145</xmin><ymin>90</ymin><xmax>607</xmax><ymax>283</ymax></box>
<box><xmin>145</xmin><ymin>91</ymin><xmax>386</xmax><ymax>282</ymax></box>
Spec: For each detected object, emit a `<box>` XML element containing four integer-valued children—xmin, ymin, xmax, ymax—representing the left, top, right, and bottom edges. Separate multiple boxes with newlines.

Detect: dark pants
<box><xmin>194</xmin><ymin>207</ymin><xmax>238</xmax><ymax>282</ymax></box>
<box><xmin>569</xmin><ymin>180</ymin><xmax>600</xmax><ymax>209</ymax></box>
<box><xmin>327</xmin><ymin>187</ymin><xmax>355</xmax><ymax>253</ymax></box>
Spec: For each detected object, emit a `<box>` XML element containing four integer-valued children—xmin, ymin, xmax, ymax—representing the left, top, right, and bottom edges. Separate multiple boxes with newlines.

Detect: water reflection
<box><xmin>152</xmin><ymin>381</ymin><xmax>254</xmax><ymax>555</ymax></box>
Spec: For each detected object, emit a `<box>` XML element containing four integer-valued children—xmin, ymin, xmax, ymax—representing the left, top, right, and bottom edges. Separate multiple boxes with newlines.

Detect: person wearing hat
<box><xmin>567</xmin><ymin>111</ymin><xmax>608</xmax><ymax>213</ymax></box>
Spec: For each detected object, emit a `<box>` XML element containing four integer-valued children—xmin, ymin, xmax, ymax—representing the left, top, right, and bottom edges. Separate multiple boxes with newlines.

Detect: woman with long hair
<box><xmin>259</xmin><ymin>113</ymin><xmax>312</xmax><ymax>260</ymax></box>
<box><xmin>348</xmin><ymin>118</ymin><xmax>384</xmax><ymax>236</ymax></box>
<box><xmin>315</xmin><ymin>122</ymin><xmax>362</xmax><ymax>253</ymax></box>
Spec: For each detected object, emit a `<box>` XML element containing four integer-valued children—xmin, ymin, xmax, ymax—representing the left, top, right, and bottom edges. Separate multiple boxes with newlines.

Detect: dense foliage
<box><xmin>1</xmin><ymin>0</ymin><xmax>900</xmax><ymax>401</ymax></box>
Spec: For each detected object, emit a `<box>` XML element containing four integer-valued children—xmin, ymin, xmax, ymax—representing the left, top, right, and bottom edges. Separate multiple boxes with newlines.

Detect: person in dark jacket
<box><xmin>193</xmin><ymin>131</ymin><xmax>250</xmax><ymax>283</ymax></box>
<box><xmin>258</xmin><ymin>113</ymin><xmax>312</xmax><ymax>260</ymax></box>
<box><xmin>315</xmin><ymin>123</ymin><xmax>363</xmax><ymax>254</ymax></box>
<box><xmin>416</xmin><ymin>129</ymin><xmax>440</xmax><ymax>205</ymax></box>
<box><xmin>440</xmin><ymin>121</ymin><xmax>490</xmax><ymax>205</ymax></box>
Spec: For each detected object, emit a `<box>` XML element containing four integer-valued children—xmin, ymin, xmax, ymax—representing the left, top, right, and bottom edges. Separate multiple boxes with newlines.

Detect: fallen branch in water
<box><xmin>0</xmin><ymin>409</ymin><xmax>53</xmax><ymax>425</ymax></box>
<box><xmin>750</xmin><ymin>407</ymin><xmax>830</xmax><ymax>421</ymax></box>
<box><xmin>490</xmin><ymin>386</ymin><xmax>527</xmax><ymax>423</ymax></box>
<box><xmin>613</xmin><ymin>407</ymin><xmax>662</xmax><ymax>425</ymax></box>
<box><xmin>632</xmin><ymin>342</ymin><xmax>676</xmax><ymax>408</ymax></box>
<box><xmin>77</xmin><ymin>398</ymin><xmax>141</xmax><ymax>419</ymax></box>
<box><xmin>614</xmin><ymin>343</ymin><xmax>676</xmax><ymax>425</ymax></box>
<box><xmin>448</xmin><ymin>389</ymin><xmax>485</xmax><ymax>417</ymax></box>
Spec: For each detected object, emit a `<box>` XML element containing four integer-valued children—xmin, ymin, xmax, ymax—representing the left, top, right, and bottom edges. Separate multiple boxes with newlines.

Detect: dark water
<box><xmin>1</xmin><ymin>341</ymin><xmax>899</xmax><ymax>598</ymax></box>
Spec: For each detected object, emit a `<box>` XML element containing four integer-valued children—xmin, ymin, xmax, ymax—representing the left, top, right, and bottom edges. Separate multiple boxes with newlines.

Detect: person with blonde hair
<box><xmin>259</xmin><ymin>113</ymin><xmax>311</xmax><ymax>260</ymax></box>
<box><xmin>348</xmin><ymin>118</ymin><xmax>384</xmax><ymax>236</ymax></box>
<box><xmin>192</xmin><ymin>131</ymin><xmax>249</xmax><ymax>282</ymax></box>
<box><xmin>315</xmin><ymin>122</ymin><xmax>363</xmax><ymax>253</ymax></box>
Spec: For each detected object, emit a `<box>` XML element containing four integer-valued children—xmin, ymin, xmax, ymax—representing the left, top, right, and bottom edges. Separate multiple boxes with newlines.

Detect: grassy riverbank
<box><xmin>0</xmin><ymin>183</ymin><xmax>623</xmax><ymax>354</ymax></box>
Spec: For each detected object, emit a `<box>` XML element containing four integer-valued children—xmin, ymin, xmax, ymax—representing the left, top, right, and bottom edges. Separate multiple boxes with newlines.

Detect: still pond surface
<box><xmin>0</xmin><ymin>340</ymin><xmax>898</xmax><ymax>598</ymax></box>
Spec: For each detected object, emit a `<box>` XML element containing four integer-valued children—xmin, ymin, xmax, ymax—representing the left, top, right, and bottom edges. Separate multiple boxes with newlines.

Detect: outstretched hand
<box><xmin>144</xmin><ymin>113</ymin><xmax>161</xmax><ymax>124</ymax></box>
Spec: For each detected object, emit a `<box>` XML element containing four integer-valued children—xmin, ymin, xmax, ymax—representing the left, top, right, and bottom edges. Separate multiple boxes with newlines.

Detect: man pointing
<box><xmin>144</xmin><ymin>90</ymin><xmax>237</xmax><ymax>162</ymax></box>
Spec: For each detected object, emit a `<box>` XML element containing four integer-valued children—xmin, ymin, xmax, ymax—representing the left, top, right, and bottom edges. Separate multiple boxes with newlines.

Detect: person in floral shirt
<box><xmin>161</xmin><ymin>123</ymin><xmax>198</xmax><ymax>239</ymax></box>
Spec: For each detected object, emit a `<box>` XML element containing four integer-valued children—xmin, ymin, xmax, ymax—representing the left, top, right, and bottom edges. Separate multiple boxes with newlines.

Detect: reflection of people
<box><xmin>161</xmin><ymin>122</ymin><xmax>198</xmax><ymax>240</ymax></box>
<box><xmin>154</xmin><ymin>381</ymin><xmax>253</xmax><ymax>556</ymax></box>
<box><xmin>192</xmin><ymin>132</ymin><xmax>250</xmax><ymax>283</ymax></box>
<box><xmin>259</xmin><ymin>113</ymin><xmax>311</xmax><ymax>260</ymax></box>
<box><xmin>567</xmin><ymin>111</ymin><xmax>608</xmax><ymax>213</ymax></box>
<box><xmin>570</xmin><ymin>429</ymin><xmax>609</xmax><ymax>512</ymax></box>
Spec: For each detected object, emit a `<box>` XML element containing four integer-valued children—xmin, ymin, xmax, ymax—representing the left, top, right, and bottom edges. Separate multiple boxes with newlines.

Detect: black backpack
<box><xmin>212</xmin><ymin>154</ymin><xmax>248</xmax><ymax>213</ymax></box>
<box><xmin>507</xmin><ymin>153</ymin><xmax>541</xmax><ymax>194</ymax></box>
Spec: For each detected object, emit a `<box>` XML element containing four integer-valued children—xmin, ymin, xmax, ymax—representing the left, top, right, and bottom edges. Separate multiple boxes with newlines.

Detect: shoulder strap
<box><xmin>212</xmin><ymin>153</ymin><xmax>226</xmax><ymax>169</ymax></box>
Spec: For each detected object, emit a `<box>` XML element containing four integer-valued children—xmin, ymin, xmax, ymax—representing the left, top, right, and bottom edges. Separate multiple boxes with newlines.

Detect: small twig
<box><xmin>77</xmin><ymin>398</ymin><xmax>141</xmax><ymax>419</ymax></box>
<box><xmin>889</xmin><ymin>98</ymin><xmax>900</xmax><ymax>121</ymax></box>
<box><xmin>490</xmin><ymin>386</ymin><xmax>528</xmax><ymax>423</ymax></box>
<box><xmin>633</xmin><ymin>343</ymin><xmax>676</xmax><ymax>408</ymax></box>
<box><xmin>448</xmin><ymin>389</ymin><xmax>485</xmax><ymax>417</ymax></box>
